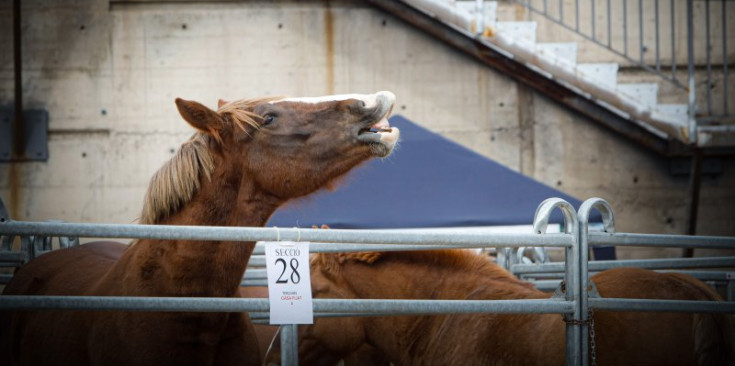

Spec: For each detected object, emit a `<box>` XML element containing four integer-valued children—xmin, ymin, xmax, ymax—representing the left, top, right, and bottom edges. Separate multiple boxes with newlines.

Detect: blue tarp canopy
<box><xmin>269</xmin><ymin>115</ymin><xmax>594</xmax><ymax>229</ymax></box>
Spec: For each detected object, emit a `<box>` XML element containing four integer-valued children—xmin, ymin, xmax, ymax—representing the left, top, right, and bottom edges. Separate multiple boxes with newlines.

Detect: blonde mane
<box><xmin>139</xmin><ymin>97</ymin><xmax>280</xmax><ymax>224</ymax></box>
<box><xmin>139</xmin><ymin>133</ymin><xmax>214</xmax><ymax>225</ymax></box>
<box><xmin>217</xmin><ymin>97</ymin><xmax>282</xmax><ymax>132</ymax></box>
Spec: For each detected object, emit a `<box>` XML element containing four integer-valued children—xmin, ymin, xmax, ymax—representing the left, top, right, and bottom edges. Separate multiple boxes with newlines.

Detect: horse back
<box><xmin>1</xmin><ymin>241</ymin><xmax>127</xmax><ymax>366</ymax></box>
<box><xmin>592</xmin><ymin>268</ymin><xmax>734</xmax><ymax>366</ymax></box>
<box><xmin>665</xmin><ymin>271</ymin><xmax>735</xmax><ymax>366</ymax></box>
<box><xmin>3</xmin><ymin>241</ymin><xmax>125</xmax><ymax>296</ymax></box>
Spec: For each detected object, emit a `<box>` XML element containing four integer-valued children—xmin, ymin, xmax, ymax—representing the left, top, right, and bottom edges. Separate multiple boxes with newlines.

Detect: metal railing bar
<box><xmin>575</xmin><ymin>0</ymin><xmax>580</xmax><ymax>32</ymax></box>
<box><xmin>588</xmin><ymin>232</ymin><xmax>735</xmax><ymax>248</ymax></box>
<box><xmin>253</xmin><ymin>304</ymin><xmax>583</xmax><ymax>319</ymax></box>
<box><xmin>656</xmin><ymin>269</ymin><xmax>735</xmax><ymax>281</ymax></box>
<box><xmin>254</xmin><ymin>307</ymin><xmax>562</xmax><ymax>319</ymax></box>
<box><xmin>529</xmin><ymin>279</ymin><xmax>561</xmax><ymax>291</ymax></box>
<box><xmin>671</xmin><ymin>0</ymin><xmax>676</xmax><ymax>82</ymax></box>
<box><xmin>243</xmin><ymin>269</ymin><xmax>266</xmax><ymax>279</ymax></box>
<box><xmin>0</xmin><ymin>221</ymin><xmax>573</xmax><ymax>247</ymax></box>
<box><xmin>512</xmin><ymin>256</ymin><xmax>735</xmax><ymax>274</ymax></box>
<box><xmin>512</xmin><ymin>1</ymin><xmax>687</xmax><ymax>89</ymax></box>
<box><xmin>523</xmin><ymin>270</ymin><xmax>735</xmax><ymax>282</ymax></box>
<box><xmin>0</xmin><ymin>251</ymin><xmax>26</xmax><ymax>262</ymax></box>
<box><xmin>248</xmin><ymin>256</ymin><xmax>265</xmax><ymax>266</ymax></box>
<box><xmin>252</xmin><ymin>242</ymin><xmax>516</xmax><ymax>255</ymax></box>
<box><xmin>241</xmin><ymin>280</ymin><xmax>267</xmax><ymax>287</ymax></box>
<box><xmin>706</xmin><ymin>0</ymin><xmax>713</xmax><ymax>115</ymax></box>
<box><xmin>687</xmin><ymin>0</ymin><xmax>697</xmax><ymax>138</ymax></box>
<box><xmin>280</xmin><ymin>324</ymin><xmax>297</xmax><ymax>366</ymax></box>
<box><xmin>0</xmin><ymin>296</ymin><xmax>574</xmax><ymax>315</ymax></box>
<box><xmin>161</xmin><ymin>269</ymin><xmax>735</xmax><ymax>288</ymax></box>
<box><xmin>5</xmin><ymin>295</ymin><xmax>728</xmax><ymax>316</ymax></box>
<box><xmin>560</xmin><ymin>0</ymin><xmax>564</xmax><ymax>25</ymax></box>
<box><xmin>591</xmin><ymin>0</ymin><xmax>596</xmax><ymax>41</ymax></box>
<box><xmin>607</xmin><ymin>0</ymin><xmax>612</xmax><ymax>47</ymax></box>
<box><xmin>624</xmin><ymin>0</ymin><xmax>628</xmax><ymax>56</ymax></box>
<box><xmin>655</xmin><ymin>0</ymin><xmax>660</xmax><ymax>72</ymax></box>
<box><xmin>0</xmin><ymin>295</ymin><xmax>271</xmax><ymax>312</ymax></box>
<box><xmin>250</xmin><ymin>312</ymin><xmax>371</xmax><ymax>320</ymax></box>
<box><xmin>722</xmin><ymin>0</ymin><xmax>729</xmax><ymax>115</ymax></box>
<box><xmin>589</xmin><ymin>298</ymin><xmax>735</xmax><ymax>313</ymax></box>
<box><xmin>577</xmin><ymin>198</ymin><xmax>609</xmax><ymax>366</ymax></box>
<box><xmin>639</xmin><ymin>0</ymin><xmax>645</xmax><ymax>64</ymax></box>
<box><xmin>10</xmin><ymin>263</ymin><xmax>729</xmax><ymax>286</ymax></box>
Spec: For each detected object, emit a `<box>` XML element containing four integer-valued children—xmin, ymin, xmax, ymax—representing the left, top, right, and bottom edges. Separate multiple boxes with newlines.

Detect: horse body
<box><xmin>240</xmin><ymin>286</ymin><xmax>279</xmax><ymax>359</ymax></box>
<box><xmin>281</xmin><ymin>250</ymin><xmax>733</xmax><ymax>366</ymax></box>
<box><xmin>1</xmin><ymin>91</ymin><xmax>400</xmax><ymax>366</ymax></box>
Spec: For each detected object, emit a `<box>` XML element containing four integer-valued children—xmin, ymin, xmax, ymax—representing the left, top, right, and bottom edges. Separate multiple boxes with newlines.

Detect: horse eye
<box><xmin>261</xmin><ymin>114</ymin><xmax>276</xmax><ymax>126</ymax></box>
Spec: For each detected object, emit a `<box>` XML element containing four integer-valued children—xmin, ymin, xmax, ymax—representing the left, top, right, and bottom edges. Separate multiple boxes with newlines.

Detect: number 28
<box><xmin>275</xmin><ymin>258</ymin><xmax>301</xmax><ymax>284</ymax></box>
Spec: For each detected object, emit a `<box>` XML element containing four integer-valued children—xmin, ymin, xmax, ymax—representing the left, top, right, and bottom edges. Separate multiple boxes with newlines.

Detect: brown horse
<box><xmin>0</xmin><ymin>91</ymin><xmax>400</xmax><ymax>366</ymax></box>
<box><xmin>268</xmin><ymin>250</ymin><xmax>734</xmax><ymax>366</ymax></box>
<box><xmin>239</xmin><ymin>286</ymin><xmax>279</xmax><ymax>359</ymax></box>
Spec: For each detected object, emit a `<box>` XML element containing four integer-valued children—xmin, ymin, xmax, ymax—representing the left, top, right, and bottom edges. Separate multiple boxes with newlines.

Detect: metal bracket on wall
<box><xmin>0</xmin><ymin>109</ymin><xmax>49</xmax><ymax>162</ymax></box>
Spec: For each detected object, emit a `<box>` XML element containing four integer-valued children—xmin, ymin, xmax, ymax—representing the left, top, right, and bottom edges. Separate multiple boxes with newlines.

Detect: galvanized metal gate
<box><xmin>1</xmin><ymin>197</ymin><xmax>734</xmax><ymax>366</ymax></box>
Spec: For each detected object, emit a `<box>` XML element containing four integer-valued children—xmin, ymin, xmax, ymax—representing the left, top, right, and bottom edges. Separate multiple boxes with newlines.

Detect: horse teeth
<box><xmin>362</xmin><ymin>127</ymin><xmax>392</xmax><ymax>134</ymax></box>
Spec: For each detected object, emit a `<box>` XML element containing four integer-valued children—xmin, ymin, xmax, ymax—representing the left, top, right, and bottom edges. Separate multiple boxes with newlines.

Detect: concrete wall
<box><xmin>1</xmin><ymin>0</ymin><xmax>733</xmax><ymax>259</ymax></box>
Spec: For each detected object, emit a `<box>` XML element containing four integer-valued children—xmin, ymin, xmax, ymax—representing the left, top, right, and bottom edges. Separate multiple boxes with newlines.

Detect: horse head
<box><xmin>175</xmin><ymin>91</ymin><xmax>399</xmax><ymax>202</ymax></box>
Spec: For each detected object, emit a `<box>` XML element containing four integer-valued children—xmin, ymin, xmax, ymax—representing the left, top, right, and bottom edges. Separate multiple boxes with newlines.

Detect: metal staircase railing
<box><xmin>507</xmin><ymin>0</ymin><xmax>733</xmax><ymax>142</ymax></box>
<box><xmin>389</xmin><ymin>0</ymin><xmax>734</xmax><ymax>149</ymax></box>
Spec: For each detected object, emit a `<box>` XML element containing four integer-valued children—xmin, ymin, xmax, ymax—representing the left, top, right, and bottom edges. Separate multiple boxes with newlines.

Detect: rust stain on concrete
<box><xmin>8</xmin><ymin>163</ymin><xmax>19</xmax><ymax>220</ymax></box>
<box><xmin>324</xmin><ymin>3</ymin><xmax>335</xmax><ymax>95</ymax></box>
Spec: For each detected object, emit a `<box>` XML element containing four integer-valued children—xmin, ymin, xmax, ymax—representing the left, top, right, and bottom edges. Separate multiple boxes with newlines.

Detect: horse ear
<box><xmin>217</xmin><ymin>99</ymin><xmax>229</xmax><ymax>108</ymax></box>
<box><xmin>175</xmin><ymin>98</ymin><xmax>224</xmax><ymax>141</ymax></box>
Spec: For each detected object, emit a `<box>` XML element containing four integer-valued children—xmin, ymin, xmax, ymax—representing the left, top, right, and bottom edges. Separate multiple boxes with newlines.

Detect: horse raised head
<box><xmin>211</xmin><ymin>92</ymin><xmax>398</xmax><ymax>198</ymax></box>
<box><xmin>144</xmin><ymin>91</ymin><xmax>399</xmax><ymax>225</ymax></box>
<box><xmin>1</xmin><ymin>92</ymin><xmax>400</xmax><ymax>366</ymax></box>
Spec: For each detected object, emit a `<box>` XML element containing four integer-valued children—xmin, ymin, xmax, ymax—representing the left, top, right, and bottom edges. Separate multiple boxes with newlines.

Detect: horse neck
<box><xmin>118</xmin><ymin>171</ymin><xmax>283</xmax><ymax>297</ymax></box>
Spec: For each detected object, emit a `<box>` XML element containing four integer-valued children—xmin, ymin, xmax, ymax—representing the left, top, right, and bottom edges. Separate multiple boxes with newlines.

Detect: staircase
<box><xmin>367</xmin><ymin>0</ymin><xmax>735</xmax><ymax>156</ymax></box>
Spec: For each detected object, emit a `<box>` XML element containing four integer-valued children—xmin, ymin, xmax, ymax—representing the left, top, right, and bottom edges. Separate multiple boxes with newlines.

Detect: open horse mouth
<box><xmin>356</xmin><ymin>91</ymin><xmax>400</xmax><ymax>154</ymax></box>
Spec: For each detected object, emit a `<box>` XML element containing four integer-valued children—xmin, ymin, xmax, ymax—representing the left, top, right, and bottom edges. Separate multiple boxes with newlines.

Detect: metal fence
<box><xmin>507</xmin><ymin>0</ymin><xmax>734</xmax><ymax>139</ymax></box>
<box><xmin>1</xmin><ymin>197</ymin><xmax>735</xmax><ymax>366</ymax></box>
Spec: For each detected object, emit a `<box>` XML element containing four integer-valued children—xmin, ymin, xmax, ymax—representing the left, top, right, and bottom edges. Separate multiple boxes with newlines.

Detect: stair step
<box><xmin>403</xmin><ymin>0</ymin><xmax>474</xmax><ymax>34</ymax></box>
<box><xmin>655</xmin><ymin>104</ymin><xmax>690</xmax><ymax>125</ymax></box>
<box><xmin>617</xmin><ymin>83</ymin><xmax>659</xmax><ymax>110</ymax></box>
<box><xmin>456</xmin><ymin>1</ymin><xmax>498</xmax><ymax>27</ymax></box>
<box><xmin>496</xmin><ymin>21</ymin><xmax>537</xmax><ymax>46</ymax></box>
<box><xmin>536</xmin><ymin>43</ymin><xmax>578</xmax><ymax>65</ymax></box>
<box><xmin>577</xmin><ymin>63</ymin><xmax>619</xmax><ymax>90</ymax></box>
<box><xmin>536</xmin><ymin>43</ymin><xmax>578</xmax><ymax>71</ymax></box>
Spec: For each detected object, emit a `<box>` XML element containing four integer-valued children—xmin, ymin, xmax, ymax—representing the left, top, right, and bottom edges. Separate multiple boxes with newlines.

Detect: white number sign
<box><xmin>264</xmin><ymin>241</ymin><xmax>313</xmax><ymax>324</ymax></box>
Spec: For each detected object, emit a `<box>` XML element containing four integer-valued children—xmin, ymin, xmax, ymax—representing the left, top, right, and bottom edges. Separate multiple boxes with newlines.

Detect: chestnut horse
<box><xmin>0</xmin><ymin>91</ymin><xmax>400</xmax><ymax>366</ymax></box>
<box><xmin>268</xmin><ymin>250</ymin><xmax>734</xmax><ymax>366</ymax></box>
<box><xmin>239</xmin><ymin>286</ymin><xmax>279</xmax><ymax>359</ymax></box>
